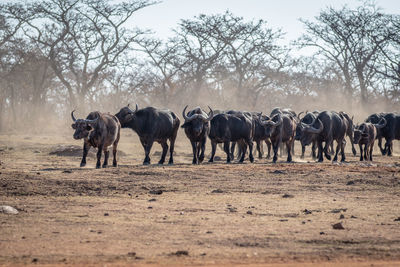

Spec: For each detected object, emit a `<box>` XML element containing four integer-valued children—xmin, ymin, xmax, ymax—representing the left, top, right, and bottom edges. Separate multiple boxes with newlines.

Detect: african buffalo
<box><xmin>299</xmin><ymin>111</ymin><xmax>347</xmax><ymax>162</ymax></box>
<box><xmin>353</xmin><ymin>118</ymin><xmax>386</xmax><ymax>161</ymax></box>
<box><xmin>260</xmin><ymin>113</ymin><xmax>296</xmax><ymax>163</ymax></box>
<box><xmin>208</xmin><ymin>112</ymin><xmax>254</xmax><ymax>163</ymax></box>
<box><xmin>181</xmin><ymin>106</ymin><xmax>213</xmax><ymax>164</ymax></box>
<box><xmin>339</xmin><ymin>111</ymin><xmax>357</xmax><ymax>156</ymax></box>
<box><xmin>71</xmin><ymin>110</ymin><xmax>120</xmax><ymax>168</ymax></box>
<box><xmin>366</xmin><ymin>112</ymin><xmax>400</xmax><ymax>156</ymax></box>
<box><xmin>115</xmin><ymin>105</ymin><xmax>180</xmax><ymax>165</ymax></box>
<box><xmin>295</xmin><ymin>111</ymin><xmax>318</xmax><ymax>159</ymax></box>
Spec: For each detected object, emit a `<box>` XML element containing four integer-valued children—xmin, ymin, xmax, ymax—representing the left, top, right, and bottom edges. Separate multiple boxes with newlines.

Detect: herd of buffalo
<box><xmin>70</xmin><ymin>105</ymin><xmax>399</xmax><ymax>168</ymax></box>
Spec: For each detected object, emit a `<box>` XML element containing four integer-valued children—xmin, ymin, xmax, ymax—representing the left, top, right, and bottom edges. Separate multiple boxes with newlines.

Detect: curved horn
<box><xmin>182</xmin><ymin>105</ymin><xmax>198</xmax><ymax>122</ymax></box>
<box><xmin>182</xmin><ymin>105</ymin><xmax>190</xmax><ymax>121</ymax></box>
<box><xmin>85</xmin><ymin>116</ymin><xmax>99</xmax><ymax>124</ymax></box>
<box><xmin>204</xmin><ymin>106</ymin><xmax>214</xmax><ymax>122</ymax></box>
<box><xmin>128</xmin><ymin>104</ymin><xmax>138</xmax><ymax>113</ymax></box>
<box><xmin>304</xmin><ymin>119</ymin><xmax>324</xmax><ymax>134</ymax></box>
<box><xmin>374</xmin><ymin>117</ymin><xmax>387</xmax><ymax>129</ymax></box>
<box><xmin>297</xmin><ymin>111</ymin><xmax>304</xmax><ymax>121</ymax></box>
<box><xmin>262</xmin><ymin>114</ymin><xmax>283</xmax><ymax>127</ymax></box>
<box><xmin>71</xmin><ymin>110</ymin><xmax>77</xmax><ymax>122</ymax></box>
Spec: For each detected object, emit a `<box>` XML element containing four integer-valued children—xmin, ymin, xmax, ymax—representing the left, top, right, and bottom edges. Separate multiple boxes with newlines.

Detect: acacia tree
<box><xmin>213</xmin><ymin>12</ymin><xmax>287</xmax><ymax>108</ymax></box>
<box><xmin>298</xmin><ymin>2</ymin><xmax>393</xmax><ymax>107</ymax></box>
<box><xmin>22</xmin><ymin>0</ymin><xmax>155</xmax><ymax>109</ymax></box>
<box><xmin>374</xmin><ymin>15</ymin><xmax>400</xmax><ymax>104</ymax></box>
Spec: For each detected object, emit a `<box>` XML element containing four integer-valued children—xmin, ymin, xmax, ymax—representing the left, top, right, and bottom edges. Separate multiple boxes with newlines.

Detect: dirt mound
<box><xmin>49</xmin><ymin>145</ymin><xmax>126</xmax><ymax>157</ymax></box>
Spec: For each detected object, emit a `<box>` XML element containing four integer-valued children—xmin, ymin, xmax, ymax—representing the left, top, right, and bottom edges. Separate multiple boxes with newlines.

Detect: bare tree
<box><xmin>22</xmin><ymin>0</ymin><xmax>156</xmax><ymax>109</ymax></box>
<box><xmin>297</xmin><ymin>2</ymin><xmax>393</xmax><ymax>107</ymax></box>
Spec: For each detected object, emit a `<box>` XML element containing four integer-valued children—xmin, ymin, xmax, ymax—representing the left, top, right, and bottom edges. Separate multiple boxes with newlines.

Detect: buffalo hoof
<box><xmin>113</xmin><ymin>163</ymin><xmax>117</xmax><ymax>167</ymax></box>
<box><xmin>266</xmin><ymin>155</ymin><xmax>271</xmax><ymax>159</ymax></box>
<box><xmin>168</xmin><ymin>161</ymin><xmax>173</xmax><ymax>165</ymax></box>
<box><xmin>333</xmin><ymin>156</ymin><xmax>338</xmax><ymax>162</ymax></box>
<box><xmin>96</xmin><ymin>165</ymin><xmax>101</xmax><ymax>169</ymax></box>
<box><xmin>352</xmin><ymin>148</ymin><xmax>357</xmax><ymax>156</ymax></box>
<box><xmin>143</xmin><ymin>161</ymin><xmax>150</xmax><ymax>165</ymax></box>
<box><xmin>208</xmin><ymin>159</ymin><xmax>214</xmax><ymax>163</ymax></box>
<box><xmin>325</xmin><ymin>155</ymin><xmax>331</xmax><ymax>160</ymax></box>
<box><xmin>80</xmin><ymin>162</ymin><xmax>86</xmax><ymax>167</ymax></box>
<box><xmin>249</xmin><ymin>156</ymin><xmax>254</xmax><ymax>163</ymax></box>
<box><xmin>341</xmin><ymin>158</ymin><xmax>346</xmax><ymax>162</ymax></box>
<box><xmin>102</xmin><ymin>165</ymin><xmax>108</xmax><ymax>168</ymax></box>
<box><xmin>158</xmin><ymin>160</ymin><xmax>165</xmax><ymax>165</ymax></box>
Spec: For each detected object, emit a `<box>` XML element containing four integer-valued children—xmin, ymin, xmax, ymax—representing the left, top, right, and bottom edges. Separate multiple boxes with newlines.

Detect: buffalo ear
<box><xmin>86</xmin><ymin>125</ymin><xmax>93</xmax><ymax>131</ymax></box>
<box><xmin>181</xmin><ymin>122</ymin><xmax>190</xmax><ymax>128</ymax></box>
<box><xmin>71</xmin><ymin>124</ymin><xmax>77</xmax><ymax>129</ymax></box>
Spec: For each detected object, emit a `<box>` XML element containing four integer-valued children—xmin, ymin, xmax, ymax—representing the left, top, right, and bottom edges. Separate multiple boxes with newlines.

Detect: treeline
<box><xmin>0</xmin><ymin>0</ymin><xmax>399</xmax><ymax>132</ymax></box>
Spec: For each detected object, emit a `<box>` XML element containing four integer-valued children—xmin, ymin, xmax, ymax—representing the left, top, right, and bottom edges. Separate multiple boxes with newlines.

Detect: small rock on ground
<box><xmin>0</xmin><ymin>205</ymin><xmax>19</xmax><ymax>214</ymax></box>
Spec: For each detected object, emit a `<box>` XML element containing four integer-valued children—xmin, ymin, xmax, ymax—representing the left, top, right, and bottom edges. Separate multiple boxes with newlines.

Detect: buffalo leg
<box><xmin>103</xmin><ymin>148</ymin><xmax>109</xmax><ymax>168</ymax></box>
<box><xmin>80</xmin><ymin>141</ymin><xmax>90</xmax><ymax>167</ymax></box>
<box><xmin>301</xmin><ymin>145</ymin><xmax>305</xmax><ymax>159</ymax></box>
<box><xmin>199</xmin><ymin>137</ymin><xmax>206</xmax><ymax>163</ymax></box>
<box><xmin>272</xmin><ymin>141</ymin><xmax>279</xmax><ymax>163</ymax></box>
<box><xmin>369</xmin><ymin>141</ymin><xmax>374</xmax><ymax>161</ymax></box>
<box><xmin>291</xmin><ymin>140</ymin><xmax>295</xmax><ymax>156</ymax></box>
<box><xmin>384</xmin><ymin>139</ymin><xmax>393</xmax><ymax>156</ymax></box>
<box><xmin>239</xmin><ymin>142</ymin><xmax>247</xmax><ymax>163</ymax></box>
<box><xmin>247</xmin><ymin>139</ymin><xmax>254</xmax><ymax>163</ymax></box>
<box><xmin>323</xmin><ymin>141</ymin><xmax>332</xmax><ymax>160</ymax></box>
<box><xmin>141</xmin><ymin>138</ymin><xmax>153</xmax><ymax>165</ymax></box>
<box><xmin>359</xmin><ymin>144</ymin><xmax>363</xmax><ymax>161</ymax></box>
<box><xmin>224</xmin><ymin>141</ymin><xmax>231</xmax><ymax>163</ymax></box>
<box><xmin>256</xmin><ymin>140</ymin><xmax>263</xmax><ymax>159</ymax></box>
<box><xmin>209</xmin><ymin>141</ymin><xmax>217</xmax><ymax>163</ymax></box>
<box><xmin>286</xmin><ymin>141</ymin><xmax>292</xmax><ymax>162</ymax></box>
<box><xmin>265</xmin><ymin>139</ymin><xmax>271</xmax><ymax>159</ymax></box>
<box><xmin>168</xmin><ymin>137</ymin><xmax>175</xmax><ymax>165</ymax></box>
<box><xmin>159</xmin><ymin>141</ymin><xmax>168</xmax><ymax>165</ymax></box>
<box><xmin>333</xmin><ymin>140</ymin><xmax>340</xmax><ymax>162</ymax></box>
<box><xmin>112</xmin><ymin>141</ymin><xmax>118</xmax><ymax>167</ymax></box>
<box><xmin>191</xmin><ymin>141</ymin><xmax>198</xmax><ymax>164</ymax></box>
<box><xmin>311</xmin><ymin>141</ymin><xmax>317</xmax><ymax>159</ymax></box>
<box><xmin>230</xmin><ymin>142</ymin><xmax>236</xmax><ymax>160</ymax></box>
<box><xmin>341</xmin><ymin>139</ymin><xmax>346</xmax><ymax>162</ymax></box>
<box><xmin>378</xmin><ymin>137</ymin><xmax>385</xmax><ymax>155</ymax></box>
<box><xmin>96</xmin><ymin>144</ymin><xmax>103</xmax><ymax>169</ymax></box>
<box><xmin>364</xmin><ymin>144</ymin><xmax>368</xmax><ymax>160</ymax></box>
<box><xmin>317</xmin><ymin>141</ymin><xmax>324</xmax><ymax>162</ymax></box>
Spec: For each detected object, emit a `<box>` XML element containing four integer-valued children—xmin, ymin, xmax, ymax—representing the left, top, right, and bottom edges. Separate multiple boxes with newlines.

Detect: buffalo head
<box><xmin>115</xmin><ymin>104</ymin><xmax>138</xmax><ymax>127</ymax></box>
<box><xmin>71</xmin><ymin>110</ymin><xmax>98</xmax><ymax>140</ymax></box>
<box><xmin>181</xmin><ymin>105</ymin><xmax>213</xmax><ymax>137</ymax></box>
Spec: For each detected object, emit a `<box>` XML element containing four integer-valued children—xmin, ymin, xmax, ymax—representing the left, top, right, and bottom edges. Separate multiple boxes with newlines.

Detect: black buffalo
<box><xmin>208</xmin><ymin>112</ymin><xmax>254</xmax><ymax>163</ymax></box>
<box><xmin>295</xmin><ymin>111</ymin><xmax>318</xmax><ymax>159</ymax></box>
<box><xmin>339</xmin><ymin>111</ymin><xmax>357</xmax><ymax>156</ymax></box>
<box><xmin>299</xmin><ymin>111</ymin><xmax>347</xmax><ymax>162</ymax></box>
<box><xmin>71</xmin><ymin>110</ymin><xmax>120</xmax><ymax>168</ymax></box>
<box><xmin>260</xmin><ymin>113</ymin><xmax>296</xmax><ymax>163</ymax></box>
<box><xmin>253</xmin><ymin>113</ymin><xmax>272</xmax><ymax>159</ymax></box>
<box><xmin>181</xmin><ymin>106</ymin><xmax>213</xmax><ymax>164</ymax></box>
<box><xmin>366</xmin><ymin>112</ymin><xmax>400</xmax><ymax>156</ymax></box>
<box><xmin>353</xmin><ymin>118</ymin><xmax>386</xmax><ymax>161</ymax></box>
<box><xmin>115</xmin><ymin>105</ymin><xmax>180</xmax><ymax>165</ymax></box>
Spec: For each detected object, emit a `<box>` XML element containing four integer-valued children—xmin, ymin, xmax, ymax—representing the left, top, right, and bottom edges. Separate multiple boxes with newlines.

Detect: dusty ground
<box><xmin>1</xmin><ymin>131</ymin><xmax>400</xmax><ymax>266</ymax></box>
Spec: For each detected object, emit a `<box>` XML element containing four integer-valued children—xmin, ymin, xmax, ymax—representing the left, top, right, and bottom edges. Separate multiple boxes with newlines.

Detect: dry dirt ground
<box><xmin>1</xmin><ymin>131</ymin><xmax>400</xmax><ymax>266</ymax></box>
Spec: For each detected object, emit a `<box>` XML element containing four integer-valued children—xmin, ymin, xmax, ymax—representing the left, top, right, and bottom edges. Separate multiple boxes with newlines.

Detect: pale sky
<box><xmin>130</xmin><ymin>0</ymin><xmax>400</xmax><ymax>46</ymax></box>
